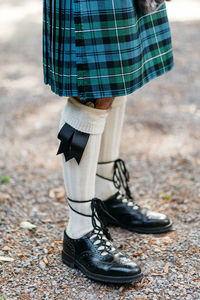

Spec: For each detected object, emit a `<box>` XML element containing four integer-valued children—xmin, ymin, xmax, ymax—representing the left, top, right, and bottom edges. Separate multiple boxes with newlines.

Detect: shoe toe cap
<box><xmin>145</xmin><ymin>210</ymin><xmax>171</xmax><ymax>225</ymax></box>
<box><xmin>109</xmin><ymin>256</ymin><xmax>142</xmax><ymax>277</ymax></box>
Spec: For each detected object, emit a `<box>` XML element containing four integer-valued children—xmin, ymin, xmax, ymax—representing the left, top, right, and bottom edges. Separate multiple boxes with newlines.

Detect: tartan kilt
<box><xmin>42</xmin><ymin>0</ymin><xmax>174</xmax><ymax>100</ymax></box>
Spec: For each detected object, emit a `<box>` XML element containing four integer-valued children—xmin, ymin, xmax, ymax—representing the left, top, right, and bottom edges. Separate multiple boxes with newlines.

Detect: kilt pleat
<box><xmin>42</xmin><ymin>0</ymin><xmax>174</xmax><ymax>100</ymax></box>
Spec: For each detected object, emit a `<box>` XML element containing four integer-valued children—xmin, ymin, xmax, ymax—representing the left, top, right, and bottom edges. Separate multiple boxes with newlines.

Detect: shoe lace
<box><xmin>68</xmin><ymin>198</ymin><xmax>117</xmax><ymax>256</ymax></box>
<box><xmin>97</xmin><ymin>158</ymin><xmax>140</xmax><ymax>210</ymax></box>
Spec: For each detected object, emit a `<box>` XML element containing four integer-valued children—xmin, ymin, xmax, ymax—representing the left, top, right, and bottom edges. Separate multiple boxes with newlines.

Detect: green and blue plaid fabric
<box><xmin>43</xmin><ymin>0</ymin><xmax>174</xmax><ymax>100</ymax></box>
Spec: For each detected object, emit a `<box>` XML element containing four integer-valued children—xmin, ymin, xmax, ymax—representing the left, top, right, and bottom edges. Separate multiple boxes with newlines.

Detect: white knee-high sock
<box><xmin>95</xmin><ymin>95</ymin><xmax>127</xmax><ymax>200</ymax></box>
<box><xmin>59</xmin><ymin>97</ymin><xmax>109</xmax><ymax>239</ymax></box>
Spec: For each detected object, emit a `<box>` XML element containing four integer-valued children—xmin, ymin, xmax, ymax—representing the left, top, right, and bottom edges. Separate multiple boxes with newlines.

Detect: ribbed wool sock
<box><xmin>95</xmin><ymin>95</ymin><xmax>127</xmax><ymax>200</ymax></box>
<box><xmin>58</xmin><ymin>97</ymin><xmax>108</xmax><ymax>239</ymax></box>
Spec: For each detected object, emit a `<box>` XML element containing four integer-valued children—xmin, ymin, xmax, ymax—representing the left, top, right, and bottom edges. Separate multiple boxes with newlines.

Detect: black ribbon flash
<box><xmin>56</xmin><ymin>123</ymin><xmax>89</xmax><ymax>165</ymax></box>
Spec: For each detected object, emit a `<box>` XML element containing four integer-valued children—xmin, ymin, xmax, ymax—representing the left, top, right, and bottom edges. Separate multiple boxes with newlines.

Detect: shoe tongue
<box><xmin>105</xmin><ymin>191</ymin><xmax>122</xmax><ymax>203</ymax></box>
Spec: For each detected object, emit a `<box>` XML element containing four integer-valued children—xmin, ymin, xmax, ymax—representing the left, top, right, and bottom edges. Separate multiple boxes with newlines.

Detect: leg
<box><xmin>96</xmin><ymin>95</ymin><xmax>127</xmax><ymax>199</ymax></box>
<box><xmin>57</xmin><ymin>96</ymin><xmax>143</xmax><ymax>283</ymax></box>
<box><xmin>73</xmin><ymin>96</ymin><xmax>115</xmax><ymax>109</ymax></box>
<box><xmin>94</xmin><ymin>96</ymin><xmax>173</xmax><ymax>234</ymax></box>
<box><xmin>58</xmin><ymin>97</ymin><xmax>110</xmax><ymax>238</ymax></box>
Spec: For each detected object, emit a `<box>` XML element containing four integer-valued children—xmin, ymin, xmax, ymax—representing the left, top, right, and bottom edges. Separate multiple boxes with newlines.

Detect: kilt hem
<box><xmin>43</xmin><ymin>60</ymin><xmax>174</xmax><ymax>99</ymax></box>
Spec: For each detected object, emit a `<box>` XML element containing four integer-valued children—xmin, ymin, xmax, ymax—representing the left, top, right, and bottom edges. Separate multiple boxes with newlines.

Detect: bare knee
<box><xmin>95</xmin><ymin>97</ymin><xmax>115</xmax><ymax>109</ymax></box>
<box><xmin>74</xmin><ymin>96</ymin><xmax>115</xmax><ymax>109</ymax></box>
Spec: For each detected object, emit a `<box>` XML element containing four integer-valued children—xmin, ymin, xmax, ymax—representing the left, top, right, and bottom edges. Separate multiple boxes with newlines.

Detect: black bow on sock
<box><xmin>56</xmin><ymin>123</ymin><xmax>89</xmax><ymax>164</ymax></box>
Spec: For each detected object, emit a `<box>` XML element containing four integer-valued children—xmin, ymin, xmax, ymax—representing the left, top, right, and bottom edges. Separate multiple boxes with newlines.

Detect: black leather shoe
<box><xmin>97</xmin><ymin>159</ymin><xmax>173</xmax><ymax>234</ymax></box>
<box><xmin>62</xmin><ymin>198</ymin><xmax>143</xmax><ymax>283</ymax></box>
<box><xmin>100</xmin><ymin>191</ymin><xmax>172</xmax><ymax>234</ymax></box>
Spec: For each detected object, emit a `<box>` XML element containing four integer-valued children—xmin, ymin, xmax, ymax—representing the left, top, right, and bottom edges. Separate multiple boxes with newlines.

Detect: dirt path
<box><xmin>0</xmin><ymin>1</ymin><xmax>199</xmax><ymax>299</ymax></box>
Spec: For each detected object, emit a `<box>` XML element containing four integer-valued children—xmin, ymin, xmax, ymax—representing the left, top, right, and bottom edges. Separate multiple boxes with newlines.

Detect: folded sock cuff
<box><xmin>61</xmin><ymin>97</ymin><xmax>109</xmax><ymax>134</ymax></box>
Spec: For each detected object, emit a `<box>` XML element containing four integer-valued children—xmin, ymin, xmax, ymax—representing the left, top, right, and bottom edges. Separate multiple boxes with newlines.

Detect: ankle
<box><xmin>95</xmin><ymin>176</ymin><xmax>118</xmax><ymax>200</ymax></box>
<box><xmin>95</xmin><ymin>158</ymin><xmax>132</xmax><ymax>200</ymax></box>
<box><xmin>66</xmin><ymin>198</ymin><xmax>94</xmax><ymax>239</ymax></box>
<box><xmin>66</xmin><ymin>224</ymin><xmax>93</xmax><ymax>239</ymax></box>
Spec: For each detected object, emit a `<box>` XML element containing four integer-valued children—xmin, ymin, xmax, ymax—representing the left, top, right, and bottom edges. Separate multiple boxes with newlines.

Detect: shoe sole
<box><xmin>62</xmin><ymin>250</ymin><xmax>143</xmax><ymax>283</ymax></box>
<box><xmin>107</xmin><ymin>220</ymin><xmax>173</xmax><ymax>234</ymax></box>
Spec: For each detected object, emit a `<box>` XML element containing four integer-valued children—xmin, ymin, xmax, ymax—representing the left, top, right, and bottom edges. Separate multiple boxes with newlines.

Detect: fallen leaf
<box><xmin>0</xmin><ymin>256</ymin><xmax>14</xmax><ymax>262</ymax></box>
<box><xmin>2</xmin><ymin>246</ymin><xmax>10</xmax><ymax>251</ymax></box>
<box><xmin>42</xmin><ymin>219</ymin><xmax>51</xmax><ymax>223</ymax></box>
<box><xmin>0</xmin><ymin>193</ymin><xmax>10</xmax><ymax>200</ymax></box>
<box><xmin>20</xmin><ymin>221</ymin><xmax>37</xmax><ymax>230</ymax></box>
<box><xmin>160</xmin><ymin>193</ymin><xmax>171</xmax><ymax>200</ymax></box>
<box><xmin>152</xmin><ymin>272</ymin><xmax>168</xmax><ymax>276</ymax></box>
<box><xmin>49</xmin><ymin>187</ymin><xmax>65</xmax><ymax>199</ymax></box>
<box><xmin>17</xmin><ymin>253</ymin><xmax>24</xmax><ymax>258</ymax></box>
<box><xmin>48</xmin><ymin>248</ymin><xmax>54</xmax><ymax>254</ymax></box>
<box><xmin>5</xmin><ymin>229</ymin><xmax>17</xmax><ymax>233</ymax></box>
<box><xmin>1</xmin><ymin>175</ymin><xmax>9</xmax><ymax>183</ymax></box>
<box><xmin>164</xmin><ymin>265</ymin><xmax>169</xmax><ymax>274</ymax></box>
<box><xmin>43</xmin><ymin>257</ymin><xmax>48</xmax><ymax>265</ymax></box>
<box><xmin>148</xmin><ymin>278</ymin><xmax>154</xmax><ymax>285</ymax></box>
<box><xmin>56</xmin><ymin>189</ymin><xmax>66</xmax><ymax>200</ymax></box>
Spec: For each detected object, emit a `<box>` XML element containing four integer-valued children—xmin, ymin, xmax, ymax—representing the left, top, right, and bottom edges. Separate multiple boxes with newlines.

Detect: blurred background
<box><xmin>0</xmin><ymin>0</ymin><xmax>200</xmax><ymax>299</ymax></box>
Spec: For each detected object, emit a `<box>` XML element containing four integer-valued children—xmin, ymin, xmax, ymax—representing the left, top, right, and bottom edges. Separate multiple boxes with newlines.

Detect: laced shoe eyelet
<box><xmin>122</xmin><ymin>199</ymin><xmax>128</xmax><ymax>203</ymax></box>
<box><xmin>133</xmin><ymin>205</ymin><xmax>140</xmax><ymax>210</ymax></box>
<box><xmin>94</xmin><ymin>240</ymin><xmax>100</xmax><ymax>245</ymax></box>
<box><xmin>101</xmin><ymin>251</ymin><xmax>108</xmax><ymax>256</ymax></box>
<box><xmin>90</xmin><ymin>234</ymin><xmax>97</xmax><ymax>240</ymax></box>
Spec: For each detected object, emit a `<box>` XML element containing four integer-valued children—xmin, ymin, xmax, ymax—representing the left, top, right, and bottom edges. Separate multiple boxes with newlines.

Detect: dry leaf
<box><xmin>42</xmin><ymin>219</ymin><xmax>51</xmax><ymax>223</ymax></box>
<box><xmin>17</xmin><ymin>253</ymin><xmax>24</xmax><ymax>258</ymax></box>
<box><xmin>56</xmin><ymin>189</ymin><xmax>66</xmax><ymax>200</ymax></box>
<box><xmin>152</xmin><ymin>272</ymin><xmax>168</xmax><ymax>276</ymax></box>
<box><xmin>148</xmin><ymin>278</ymin><xmax>154</xmax><ymax>285</ymax></box>
<box><xmin>164</xmin><ymin>265</ymin><xmax>169</xmax><ymax>274</ymax></box>
<box><xmin>43</xmin><ymin>257</ymin><xmax>48</xmax><ymax>265</ymax></box>
<box><xmin>2</xmin><ymin>246</ymin><xmax>10</xmax><ymax>251</ymax></box>
<box><xmin>48</xmin><ymin>248</ymin><xmax>54</xmax><ymax>254</ymax></box>
<box><xmin>160</xmin><ymin>193</ymin><xmax>171</xmax><ymax>200</ymax></box>
<box><xmin>152</xmin><ymin>265</ymin><xmax>169</xmax><ymax>276</ymax></box>
<box><xmin>0</xmin><ymin>193</ymin><xmax>10</xmax><ymax>200</ymax></box>
<box><xmin>20</xmin><ymin>221</ymin><xmax>37</xmax><ymax>230</ymax></box>
<box><xmin>0</xmin><ymin>256</ymin><xmax>14</xmax><ymax>262</ymax></box>
<box><xmin>49</xmin><ymin>187</ymin><xmax>65</xmax><ymax>199</ymax></box>
<box><xmin>6</xmin><ymin>229</ymin><xmax>17</xmax><ymax>233</ymax></box>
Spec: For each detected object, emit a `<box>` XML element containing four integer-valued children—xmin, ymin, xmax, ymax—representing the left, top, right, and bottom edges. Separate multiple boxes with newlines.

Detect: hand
<box><xmin>136</xmin><ymin>0</ymin><xmax>171</xmax><ymax>14</ymax></box>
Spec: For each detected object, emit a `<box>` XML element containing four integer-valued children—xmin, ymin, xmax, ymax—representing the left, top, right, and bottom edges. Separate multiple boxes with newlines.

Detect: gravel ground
<box><xmin>0</xmin><ymin>1</ymin><xmax>200</xmax><ymax>299</ymax></box>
